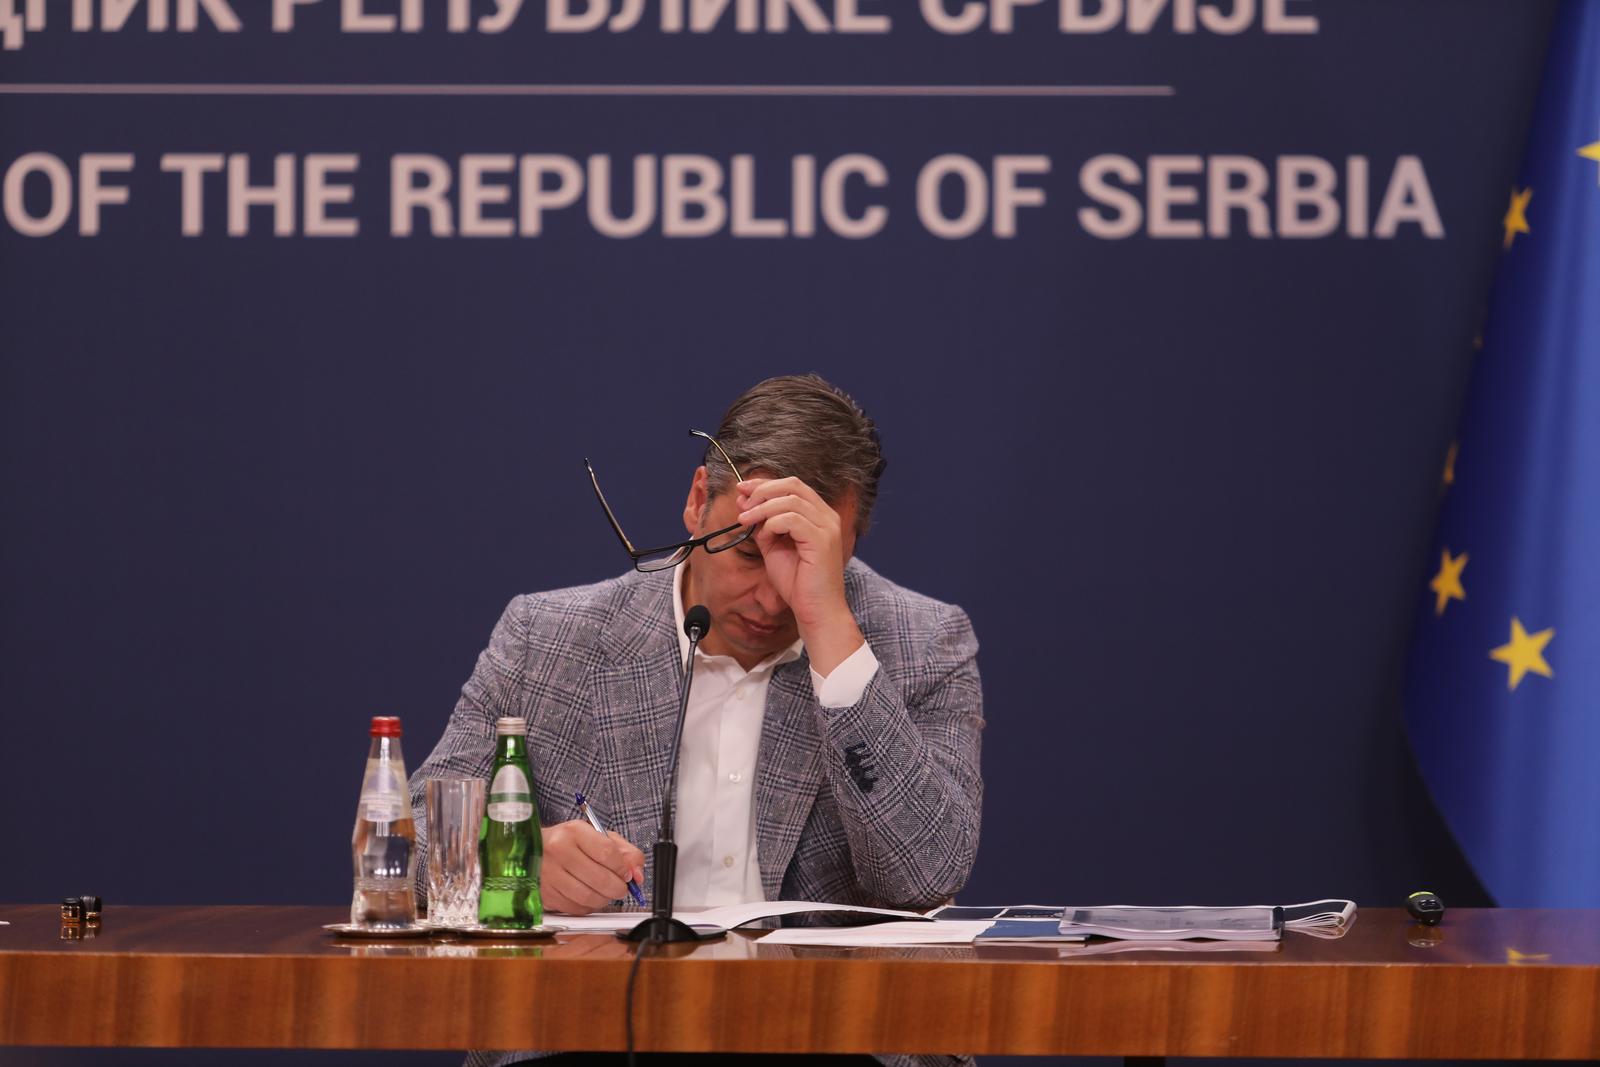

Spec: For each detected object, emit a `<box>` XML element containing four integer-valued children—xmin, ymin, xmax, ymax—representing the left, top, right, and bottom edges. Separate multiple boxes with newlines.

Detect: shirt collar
<box><xmin>673</xmin><ymin>562</ymin><xmax>804</xmax><ymax>674</ymax></box>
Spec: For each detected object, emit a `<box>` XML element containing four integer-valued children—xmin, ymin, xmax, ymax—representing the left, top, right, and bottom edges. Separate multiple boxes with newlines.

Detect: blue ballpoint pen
<box><xmin>575</xmin><ymin>791</ymin><xmax>648</xmax><ymax>907</ymax></box>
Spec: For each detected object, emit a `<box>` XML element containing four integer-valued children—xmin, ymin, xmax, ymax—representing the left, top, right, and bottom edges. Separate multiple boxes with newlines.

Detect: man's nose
<box><xmin>752</xmin><ymin>575</ymin><xmax>787</xmax><ymax>619</ymax></box>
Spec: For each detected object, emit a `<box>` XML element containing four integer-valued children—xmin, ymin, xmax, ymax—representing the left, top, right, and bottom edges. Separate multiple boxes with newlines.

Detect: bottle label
<box><xmin>487</xmin><ymin>764</ymin><xmax>533</xmax><ymax>823</ymax></box>
<box><xmin>359</xmin><ymin>759</ymin><xmax>406</xmax><ymax>823</ymax></box>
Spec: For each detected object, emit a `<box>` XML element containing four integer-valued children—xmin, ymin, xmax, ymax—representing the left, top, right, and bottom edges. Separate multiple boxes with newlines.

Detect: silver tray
<box><xmin>322</xmin><ymin>922</ymin><xmax>433</xmax><ymax>939</ymax></box>
<box><xmin>447</xmin><ymin>923</ymin><xmax>568</xmax><ymax>939</ymax></box>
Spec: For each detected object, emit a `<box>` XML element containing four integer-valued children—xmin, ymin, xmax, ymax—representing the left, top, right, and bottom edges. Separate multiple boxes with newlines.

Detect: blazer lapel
<box><xmin>590</xmin><ymin>572</ymin><xmax>684</xmax><ymax>864</ymax></box>
<box><xmin>756</xmin><ymin>658</ymin><xmax>826</xmax><ymax>900</ymax></box>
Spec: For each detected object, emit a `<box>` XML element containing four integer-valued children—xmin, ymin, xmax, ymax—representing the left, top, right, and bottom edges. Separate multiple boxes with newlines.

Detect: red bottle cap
<box><xmin>369</xmin><ymin>716</ymin><xmax>403</xmax><ymax>738</ymax></box>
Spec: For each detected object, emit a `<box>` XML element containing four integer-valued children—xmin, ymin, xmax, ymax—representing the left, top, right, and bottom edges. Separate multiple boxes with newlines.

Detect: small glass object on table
<box><xmin>424</xmin><ymin>777</ymin><xmax>486</xmax><ymax>929</ymax></box>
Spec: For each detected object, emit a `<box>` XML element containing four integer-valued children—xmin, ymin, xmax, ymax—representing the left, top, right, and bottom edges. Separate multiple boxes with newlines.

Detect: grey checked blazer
<box><xmin>410</xmin><ymin>558</ymin><xmax>984</xmax><ymax>1067</ymax></box>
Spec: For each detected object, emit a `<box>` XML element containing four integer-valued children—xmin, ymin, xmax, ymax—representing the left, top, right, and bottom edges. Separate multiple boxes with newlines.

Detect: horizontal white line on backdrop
<box><xmin>0</xmin><ymin>83</ymin><xmax>1174</xmax><ymax>97</ymax></box>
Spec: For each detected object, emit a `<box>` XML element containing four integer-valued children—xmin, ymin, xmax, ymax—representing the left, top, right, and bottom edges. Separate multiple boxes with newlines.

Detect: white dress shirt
<box><xmin>671</xmin><ymin>564</ymin><xmax>879</xmax><ymax>906</ymax></box>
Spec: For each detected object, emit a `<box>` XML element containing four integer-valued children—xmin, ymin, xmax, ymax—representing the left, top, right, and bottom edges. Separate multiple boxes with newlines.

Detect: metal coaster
<box><xmin>450</xmin><ymin>923</ymin><xmax>568</xmax><ymax>939</ymax></box>
<box><xmin>322</xmin><ymin>922</ymin><xmax>434</xmax><ymax>939</ymax></box>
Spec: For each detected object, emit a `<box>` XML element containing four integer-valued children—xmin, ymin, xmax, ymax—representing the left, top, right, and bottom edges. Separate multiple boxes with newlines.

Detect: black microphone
<box><xmin>684</xmin><ymin>604</ymin><xmax>710</xmax><ymax>642</ymax></box>
<box><xmin>622</xmin><ymin>604</ymin><xmax>725</xmax><ymax>943</ymax></box>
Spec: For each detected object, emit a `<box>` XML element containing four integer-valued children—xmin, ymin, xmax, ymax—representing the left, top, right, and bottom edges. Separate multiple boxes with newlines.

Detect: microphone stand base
<box><xmin>619</xmin><ymin>916</ymin><xmax>725</xmax><ymax>943</ymax></box>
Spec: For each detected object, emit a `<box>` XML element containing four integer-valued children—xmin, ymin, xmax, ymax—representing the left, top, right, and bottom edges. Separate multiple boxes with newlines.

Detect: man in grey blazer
<box><xmin>411</xmin><ymin>374</ymin><xmax>983</xmax><ymax>1066</ymax></box>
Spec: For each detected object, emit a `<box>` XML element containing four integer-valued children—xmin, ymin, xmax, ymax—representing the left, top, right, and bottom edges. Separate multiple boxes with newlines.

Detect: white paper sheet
<box><xmin>549</xmin><ymin>914</ymin><xmax>708</xmax><ymax>934</ymax></box>
<box><xmin>759</xmin><ymin>920</ymin><xmax>995</xmax><ymax>946</ymax></box>
<box><xmin>549</xmin><ymin>899</ymin><xmax>933</xmax><ymax>934</ymax></box>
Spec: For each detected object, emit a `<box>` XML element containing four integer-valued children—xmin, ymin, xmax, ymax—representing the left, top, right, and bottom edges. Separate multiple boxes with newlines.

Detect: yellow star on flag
<box><xmin>1579</xmin><ymin>139</ymin><xmax>1600</xmax><ymax>184</ymax></box>
<box><xmin>1503</xmin><ymin>187</ymin><xmax>1532</xmax><ymax>249</ymax></box>
<box><xmin>1430</xmin><ymin>549</ymin><xmax>1467</xmax><ymax>616</ymax></box>
<box><xmin>1489</xmin><ymin>617</ymin><xmax>1555</xmax><ymax>690</ymax></box>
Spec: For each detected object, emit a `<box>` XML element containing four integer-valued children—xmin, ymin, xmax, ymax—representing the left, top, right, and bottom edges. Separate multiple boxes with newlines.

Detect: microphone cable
<box><xmin>624</xmin><ymin>931</ymin><xmax>660</xmax><ymax>1067</ymax></box>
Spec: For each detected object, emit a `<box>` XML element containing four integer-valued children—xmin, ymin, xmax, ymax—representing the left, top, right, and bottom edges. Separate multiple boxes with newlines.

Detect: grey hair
<box><xmin>703</xmin><ymin>374</ymin><xmax>887</xmax><ymax>537</ymax></box>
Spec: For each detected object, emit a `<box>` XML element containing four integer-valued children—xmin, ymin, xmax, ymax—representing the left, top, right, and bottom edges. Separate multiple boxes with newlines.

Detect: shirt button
<box><xmin>723</xmin><ymin>855</ymin><xmax>736</xmax><ymax>868</ymax></box>
<box><xmin>728</xmin><ymin>772</ymin><xmax>743</xmax><ymax>783</ymax></box>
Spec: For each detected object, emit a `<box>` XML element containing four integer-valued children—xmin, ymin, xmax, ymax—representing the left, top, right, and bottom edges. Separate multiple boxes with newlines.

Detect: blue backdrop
<box><xmin>0</xmin><ymin>1</ymin><xmax>1562</xmax><ymax>1063</ymax></box>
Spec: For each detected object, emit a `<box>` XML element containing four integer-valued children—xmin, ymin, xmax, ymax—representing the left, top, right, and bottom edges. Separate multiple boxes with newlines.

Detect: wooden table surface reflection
<box><xmin>2</xmin><ymin>905</ymin><xmax>1598</xmax><ymax>1057</ymax></box>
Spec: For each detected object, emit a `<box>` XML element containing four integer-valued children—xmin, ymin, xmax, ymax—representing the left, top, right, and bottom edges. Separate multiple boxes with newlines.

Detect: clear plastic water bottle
<box><xmin>351</xmin><ymin>715</ymin><xmax>418</xmax><ymax>927</ymax></box>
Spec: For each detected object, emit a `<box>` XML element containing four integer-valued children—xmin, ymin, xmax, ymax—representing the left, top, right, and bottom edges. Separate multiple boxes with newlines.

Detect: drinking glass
<box><xmin>424</xmin><ymin>778</ymin><xmax>485</xmax><ymax>928</ymax></box>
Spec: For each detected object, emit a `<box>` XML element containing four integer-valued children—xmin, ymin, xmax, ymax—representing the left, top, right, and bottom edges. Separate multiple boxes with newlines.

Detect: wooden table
<box><xmin>2</xmin><ymin>906</ymin><xmax>1598</xmax><ymax>1058</ymax></box>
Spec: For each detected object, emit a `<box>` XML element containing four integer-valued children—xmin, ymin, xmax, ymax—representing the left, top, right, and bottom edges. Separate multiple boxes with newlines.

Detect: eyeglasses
<box><xmin>586</xmin><ymin>429</ymin><xmax>757</xmax><ymax>573</ymax></box>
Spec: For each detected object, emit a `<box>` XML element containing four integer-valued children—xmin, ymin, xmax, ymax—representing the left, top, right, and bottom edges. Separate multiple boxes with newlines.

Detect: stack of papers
<box><xmin>1058</xmin><ymin>906</ymin><xmax>1282</xmax><ymax>941</ymax></box>
<box><xmin>1052</xmin><ymin>901</ymin><xmax>1356</xmax><ymax>941</ymax></box>
<box><xmin>961</xmin><ymin>902</ymin><xmax>1355</xmax><ymax>944</ymax></box>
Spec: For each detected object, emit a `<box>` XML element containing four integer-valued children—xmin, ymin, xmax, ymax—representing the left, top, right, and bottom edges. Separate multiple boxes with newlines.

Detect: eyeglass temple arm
<box><xmin>585</xmin><ymin>460</ymin><xmax>640</xmax><ymax>557</ymax></box>
<box><xmin>689</xmin><ymin>429</ymin><xmax>746</xmax><ymax>485</ymax></box>
<box><xmin>587</xmin><ymin>459</ymin><xmax>715</xmax><ymax>559</ymax></box>
<box><xmin>687</xmin><ymin>431</ymin><xmax>755</xmax><ymax>553</ymax></box>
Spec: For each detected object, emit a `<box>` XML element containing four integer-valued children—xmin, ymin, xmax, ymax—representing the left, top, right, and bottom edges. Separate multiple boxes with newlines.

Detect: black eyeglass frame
<box><xmin>586</xmin><ymin>429</ymin><xmax>757</xmax><ymax>573</ymax></box>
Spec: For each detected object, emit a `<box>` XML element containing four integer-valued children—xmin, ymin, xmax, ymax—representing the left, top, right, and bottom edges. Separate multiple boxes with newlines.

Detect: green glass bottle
<box><xmin>479</xmin><ymin>715</ymin><xmax>543</xmax><ymax>928</ymax></box>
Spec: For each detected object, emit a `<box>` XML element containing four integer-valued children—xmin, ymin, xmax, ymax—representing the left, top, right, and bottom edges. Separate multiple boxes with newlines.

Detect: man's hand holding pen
<box><xmin>539</xmin><ymin>820</ymin><xmax>646</xmax><ymax>915</ymax></box>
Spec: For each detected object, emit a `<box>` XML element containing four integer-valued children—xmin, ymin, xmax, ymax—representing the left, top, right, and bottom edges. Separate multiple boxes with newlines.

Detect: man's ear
<box><xmin>682</xmin><ymin>466</ymin><xmax>710</xmax><ymax>537</ymax></box>
<box><xmin>835</xmin><ymin>489</ymin><xmax>862</xmax><ymax>562</ymax></box>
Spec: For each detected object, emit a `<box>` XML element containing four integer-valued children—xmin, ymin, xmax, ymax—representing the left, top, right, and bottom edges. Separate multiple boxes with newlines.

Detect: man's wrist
<box><xmin>800</xmin><ymin>605</ymin><xmax>865</xmax><ymax>677</ymax></box>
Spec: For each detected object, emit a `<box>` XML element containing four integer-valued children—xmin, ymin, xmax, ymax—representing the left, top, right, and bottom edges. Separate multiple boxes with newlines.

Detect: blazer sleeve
<box><xmin>815</xmin><ymin>602</ymin><xmax>984</xmax><ymax>909</ymax></box>
<box><xmin>407</xmin><ymin>595</ymin><xmax>530</xmax><ymax>904</ymax></box>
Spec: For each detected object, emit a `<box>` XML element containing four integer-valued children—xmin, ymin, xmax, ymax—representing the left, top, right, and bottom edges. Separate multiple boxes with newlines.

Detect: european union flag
<box><xmin>1405</xmin><ymin>0</ymin><xmax>1600</xmax><ymax>907</ymax></box>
